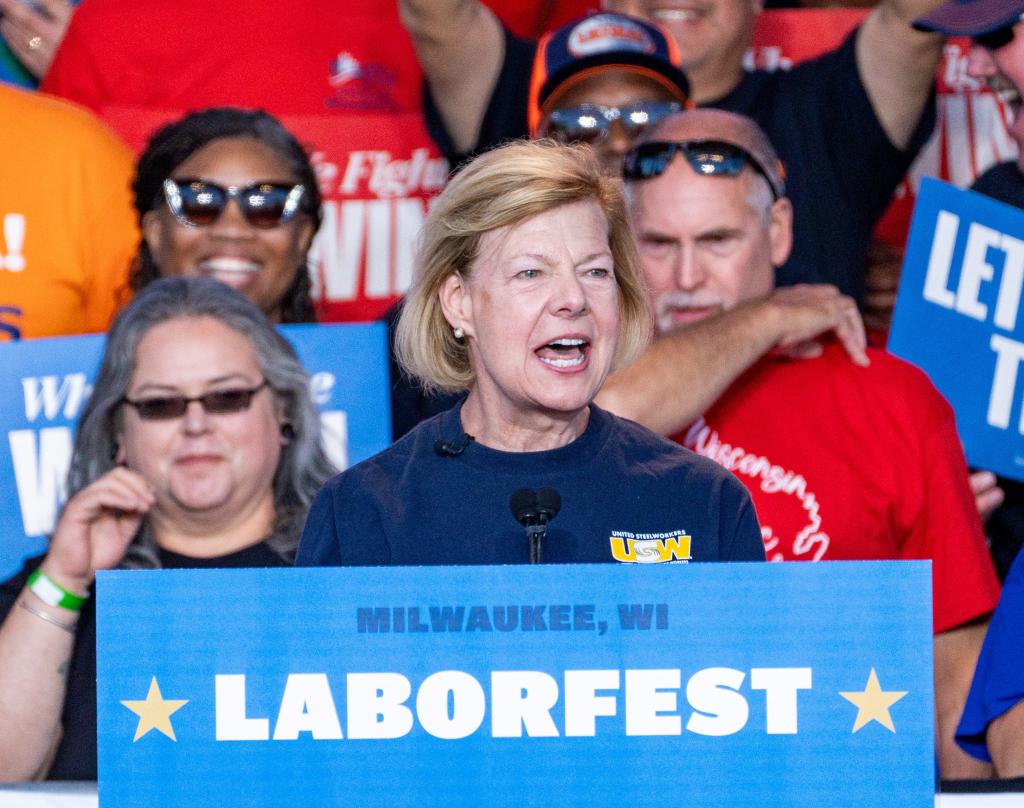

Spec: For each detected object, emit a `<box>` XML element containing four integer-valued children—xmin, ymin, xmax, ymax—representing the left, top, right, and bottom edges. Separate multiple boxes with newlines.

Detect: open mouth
<box><xmin>536</xmin><ymin>337</ymin><xmax>590</xmax><ymax>369</ymax></box>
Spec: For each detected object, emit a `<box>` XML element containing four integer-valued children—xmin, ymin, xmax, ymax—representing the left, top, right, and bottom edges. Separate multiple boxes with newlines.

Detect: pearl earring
<box><xmin>453</xmin><ymin>327</ymin><xmax>465</xmax><ymax>340</ymax></box>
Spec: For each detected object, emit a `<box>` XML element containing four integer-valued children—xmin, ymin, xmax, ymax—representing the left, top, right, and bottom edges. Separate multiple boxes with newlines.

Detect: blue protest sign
<box><xmin>0</xmin><ymin>324</ymin><xmax>390</xmax><ymax>579</ymax></box>
<box><xmin>97</xmin><ymin>562</ymin><xmax>934</xmax><ymax>807</ymax></box>
<box><xmin>890</xmin><ymin>177</ymin><xmax>1024</xmax><ymax>481</ymax></box>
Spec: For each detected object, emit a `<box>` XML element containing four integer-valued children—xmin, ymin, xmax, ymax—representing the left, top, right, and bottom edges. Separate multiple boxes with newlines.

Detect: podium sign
<box><xmin>890</xmin><ymin>178</ymin><xmax>1024</xmax><ymax>481</ymax></box>
<box><xmin>97</xmin><ymin>562</ymin><xmax>934</xmax><ymax>807</ymax></box>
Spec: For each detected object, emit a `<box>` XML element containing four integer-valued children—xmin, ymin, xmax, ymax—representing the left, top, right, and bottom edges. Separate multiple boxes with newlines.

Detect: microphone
<box><xmin>433</xmin><ymin>433</ymin><xmax>475</xmax><ymax>457</ymax></box>
<box><xmin>510</xmin><ymin>487</ymin><xmax>561</xmax><ymax>564</ymax></box>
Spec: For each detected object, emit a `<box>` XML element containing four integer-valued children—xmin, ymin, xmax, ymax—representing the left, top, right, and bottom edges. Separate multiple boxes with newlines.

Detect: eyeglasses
<box><xmin>163</xmin><ymin>178</ymin><xmax>306</xmax><ymax>229</ymax></box>
<box><xmin>541</xmin><ymin>101</ymin><xmax>683</xmax><ymax>145</ymax></box>
<box><xmin>122</xmin><ymin>381</ymin><xmax>270</xmax><ymax>420</ymax></box>
<box><xmin>622</xmin><ymin>139</ymin><xmax>785</xmax><ymax>199</ymax></box>
<box><xmin>972</xmin><ymin>16</ymin><xmax>1024</xmax><ymax>51</ymax></box>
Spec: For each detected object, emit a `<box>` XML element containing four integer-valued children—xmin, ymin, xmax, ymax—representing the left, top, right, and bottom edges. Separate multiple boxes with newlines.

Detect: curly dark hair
<box><xmin>130</xmin><ymin>107</ymin><xmax>323</xmax><ymax>323</ymax></box>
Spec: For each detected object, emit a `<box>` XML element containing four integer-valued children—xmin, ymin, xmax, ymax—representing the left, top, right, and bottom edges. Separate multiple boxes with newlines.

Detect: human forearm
<box><xmin>398</xmin><ymin>0</ymin><xmax>503</xmax><ymax>154</ymax></box>
<box><xmin>598</xmin><ymin>285</ymin><xmax>866</xmax><ymax>435</ymax></box>
<box><xmin>598</xmin><ymin>299</ymin><xmax>780</xmax><ymax>434</ymax></box>
<box><xmin>859</xmin><ymin>0</ymin><xmax>943</xmax><ymax>149</ymax></box>
<box><xmin>935</xmin><ymin>622</ymin><xmax>994</xmax><ymax>779</ymax></box>
<box><xmin>0</xmin><ymin>590</ymin><xmax>77</xmax><ymax>780</ymax></box>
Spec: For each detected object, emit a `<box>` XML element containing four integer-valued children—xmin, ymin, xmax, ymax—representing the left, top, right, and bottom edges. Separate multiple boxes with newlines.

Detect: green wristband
<box><xmin>27</xmin><ymin>568</ymin><xmax>88</xmax><ymax>612</ymax></box>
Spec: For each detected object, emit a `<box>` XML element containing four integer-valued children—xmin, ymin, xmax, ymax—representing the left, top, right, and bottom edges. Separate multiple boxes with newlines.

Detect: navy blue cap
<box><xmin>914</xmin><ymin>0</ymin><xmax>1024</xmax><ymax>36</ymax></box>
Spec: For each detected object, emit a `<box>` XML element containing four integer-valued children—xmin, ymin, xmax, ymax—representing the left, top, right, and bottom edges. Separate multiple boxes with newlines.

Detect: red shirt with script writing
<box><xmin>43</xmin><ymin>0</ymin><xmax>446</xmax><ymax>322</ymax></box>
<box><xmin>675</xmin><ymin>342</ymin><xmax>1000</xmax><ymax>634</ymax></box>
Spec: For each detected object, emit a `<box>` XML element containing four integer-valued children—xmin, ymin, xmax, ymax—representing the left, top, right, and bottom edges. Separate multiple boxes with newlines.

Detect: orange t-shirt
<box><xmin>0</xmin><ymin>85</ymin><xmax>138</xmax><ymax>340</ymax></box>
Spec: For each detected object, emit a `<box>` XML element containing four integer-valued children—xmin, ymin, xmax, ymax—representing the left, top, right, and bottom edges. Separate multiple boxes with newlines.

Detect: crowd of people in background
<box><xmin>1</xmin><ymin>0</ymin><xmax>1024</xmax><ymax>787</ymax></box>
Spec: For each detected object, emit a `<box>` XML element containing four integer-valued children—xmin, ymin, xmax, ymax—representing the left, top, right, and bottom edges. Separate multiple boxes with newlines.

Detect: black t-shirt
<box><xmin>972</xmin><ymin>160</ymin><xmax>1024</xmax><ymax>211</ymax></box>
<box><xmin>424</xmin><ymin>27</ymin><xmax>936</xmax><ymax>303</ymax></box>
<box><xmin>970</xmin><ymin>160</ymin><xmax>1024</xmax><ymax>580</ymax></box>
<box><xmin>0</xmin><ymin>542</ymin><xmax>288</xmax><ymax>781</ymax></box>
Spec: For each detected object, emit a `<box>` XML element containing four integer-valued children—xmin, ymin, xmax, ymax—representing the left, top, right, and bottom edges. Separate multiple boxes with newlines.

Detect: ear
<box><xmin>295</xmin><ymin>215</ymin><xmax>316</xmax><ymax>258</ymax></box>
<box><xmin>141</xmin><ymin>209</ymin><xmax>165</xmax><ymax>263</ymax></box>
<box><xmin>438</xmin><ymin>272</ymin><xmax>473</xmax><ymax>338</ymax></box>
<box><xmin>767</xmin><ymin>197</ymin><xmax>794</xmax><ymax>269</ymax></box>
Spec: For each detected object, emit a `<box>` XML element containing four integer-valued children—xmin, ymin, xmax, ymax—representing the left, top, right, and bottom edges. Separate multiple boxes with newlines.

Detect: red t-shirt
<box><xmin>43</xmin><ymin>0</ymin><xmax>446</xmax><ymax>323</ymax></box>
<box><xmin>675</xmin><ymin>342</ymin><xmax>1000</xmax><ymax>634</ymax></box>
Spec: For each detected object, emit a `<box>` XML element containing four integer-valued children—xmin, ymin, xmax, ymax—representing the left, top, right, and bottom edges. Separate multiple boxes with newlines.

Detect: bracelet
<box><xmin>19</xmin><ymin>599</ymin><xmax>76</xmax><ymax>634</ymax></box>
<box><xmin>27</xmin><ymin>568</ymin><xmax>87</xmax><ymax>612</ymax></box>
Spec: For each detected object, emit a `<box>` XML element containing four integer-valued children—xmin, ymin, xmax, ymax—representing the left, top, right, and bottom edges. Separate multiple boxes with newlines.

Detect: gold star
<box><xmin>120</xmin><ymin>677</ymin><xmax>189</xmax><ymax>741</ymax></box>
<box><xmin>839</xmin><ymin>668</ymin><xmax>908</xmax><ymax>733</ymax></box>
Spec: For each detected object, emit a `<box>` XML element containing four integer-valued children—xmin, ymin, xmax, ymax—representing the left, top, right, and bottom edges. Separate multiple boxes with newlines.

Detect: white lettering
<box><xmin>490</xmin><ymin>671</ymin><xmax>560</xmax><ymax>738</ymax></box>
<box><xmin>625</xmin><ymin>669</ymin><xmax>681</xmax><ymax>736</ymax></box>
<box><xmin>956</xmin><ymin>222</ymin><xmax>1001</xmax><ymax>321</ymax></box>
<box><xmin>416</xmin><ymin>670</ymin><xmax>486</xmax><ymax>740</ymax></box>
<box><xmin>685</xmin><ymin>667</ymin><xmax>748</xmax><ymax>737</ymax></box>
<box><xmin>215</xmin><ymin>675</ymin><xmax>270</xmax><ymax>741</ymax></box>
<box><xmin>272</xmin><ymin>673</ymin><xmax>343</xmax><ymax>740</ymax></box>
<box><xmin>988</xmin><ymin>334</ymin><xmax>1024</xmax><ymax>432</ymax></box>
<box><xmin>994</xmin><ymin>233</ymin><xmax>1024</xmax><ymax>331</ymax></box>
<box><xmin>564</xmin><ymin>669</ymin><xmax>619</xmax><ymax>737</ymax></box>
<box><xmin>319</xmin><ymin>410</ymin><xmax>348</xmax><ymax>471</ymax></box>
<box><xmin>750</xmin><ymin>667</ymin><xmax>812</xmax><ymax>734</ymax></box>
<box><xmin>21</xmin><ymin>373</ymin><xmax>91</xmax><ymax>422</ymax></box>
<box><xmin>922</xmin><ymin>210</ymin><xmax>959</xmax><ymax>309</ymax></box>
<box><xmin>9</xmin><ymin>427</ymin><xmax>72</xmax><ymax>536</ymax></box>
<box><xmin>345</xmin><ymin>673</ymin><xmax>413</xmax><ymax>739</ymax></box>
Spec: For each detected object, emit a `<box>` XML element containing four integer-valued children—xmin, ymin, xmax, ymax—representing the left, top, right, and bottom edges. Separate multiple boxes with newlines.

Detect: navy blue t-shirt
<box><xmin>423</xmin><ymin>27</ymin><xmax>935</xmax><ymax>303</ymax></box>
<box><xmin>296</xmin><ymin>403</ymin><xmax>764</xmax><ymax>566</ymax></box>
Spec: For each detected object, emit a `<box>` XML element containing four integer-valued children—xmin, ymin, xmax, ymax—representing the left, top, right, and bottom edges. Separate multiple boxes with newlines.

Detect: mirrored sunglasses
<box><xmin>542</xmin><ymin>101</ymin><xmax>683</xmax><ymax>145</ymax></box>
<box><xmin>122</xmin><ymin>381</ymin><xmax>270</xmax><ymax>420</ymax></box>
<box><xmin>163</xmin><ymin>178</ymin><xmax>306</xmax><ymax>229</ymax></box>
<box><xmin>622</xmin><ymin>139</ymin><xmax>784</xmax><ymax>200</ymax></box>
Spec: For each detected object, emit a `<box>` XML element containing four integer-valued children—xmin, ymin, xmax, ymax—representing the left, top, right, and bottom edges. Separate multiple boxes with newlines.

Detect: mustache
<box><xmin>655</xmin><ymin>291</ymin><xmax>726</xmax><ymax>317</ymax></box>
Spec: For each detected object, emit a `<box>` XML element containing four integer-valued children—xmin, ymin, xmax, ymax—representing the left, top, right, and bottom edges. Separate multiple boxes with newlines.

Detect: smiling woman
<box><xmin>0</xmin><ymin>278</ymin><xmax>335</xmax><ymax>781</ymax></box>
<box><xmin>297</xmin><ymin>139</ymin><xmax>764</xmax><ymax>569</ymax></box>
<box><xmin>130</xmin><ymin>108</ymin><xmax>323</xmax><ymax>323</ymax></box>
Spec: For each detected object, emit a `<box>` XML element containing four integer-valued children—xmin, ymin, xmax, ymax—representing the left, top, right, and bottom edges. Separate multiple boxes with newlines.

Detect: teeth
<box><xmin>540</xmin><ymin>354</ymin><xmax>586</xmax><ymax>369</ymax></box>
<box><xmin>549</xmin><ymin>338</ymin><xmax>586</xmax><ymax>347</ymax></box>
<box><xmin>653</xmin><ymin>9</ymin><xmax>700</xmax><ymax>22</ymax></box>
<box><xmin>199</xmin><ymin>257</ymin><xmax>260</xmax><ymax>274</ymax></box>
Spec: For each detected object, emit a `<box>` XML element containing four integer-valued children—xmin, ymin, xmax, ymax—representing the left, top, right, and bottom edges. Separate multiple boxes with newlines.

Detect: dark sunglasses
<box><xmin>972</xmin><ymin>17</ymin><xmax>1022</xmax><ymax>51</ymax></box>
<box><xmin>622</xmin><ymin>139</ymin><xmax>785</xmax><ymax>199</ymax></box>
<box><xmin>122</xmin><ymin>380</ymin><xmax>270</xmax><ymax>420</ymax></box>
<box><xmin>163</xmin><ymin>178</ymin><xmax>306</xmax><ymax>229</ymax></box>
<box><xmin>542</xmin><ymin>101</ymin><xmax>683</xmax><ymax>145</ymax></box>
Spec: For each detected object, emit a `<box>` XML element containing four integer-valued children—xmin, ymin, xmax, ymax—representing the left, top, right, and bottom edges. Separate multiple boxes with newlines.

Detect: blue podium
<box><xmin>97</xmin><ymin>561</ymin><xmax>934</xmax><ymax>807</ymax></box>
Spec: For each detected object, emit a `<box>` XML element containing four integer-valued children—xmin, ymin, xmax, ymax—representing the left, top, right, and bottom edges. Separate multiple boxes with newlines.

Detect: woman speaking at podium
<box><xmin>298</xmin><ymin>140</ymin><xmax>763</xmax><ymax>567</ymax></box>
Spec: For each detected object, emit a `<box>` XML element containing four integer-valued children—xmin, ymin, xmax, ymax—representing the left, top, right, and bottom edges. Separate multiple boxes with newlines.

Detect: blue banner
<box><xmin>0</xmin><ymin>324</ymin><xmax>390</xmax><ymax>579</ymax></box>
<box><xmin>97</xmin><ymin>562</ymin><xmax>934</xmax><ymax>807</ymax></box>
<box><xmin>890</xmin><ymin>177</ymin><xmax>1024</xmax><ymax>481</ymax></box>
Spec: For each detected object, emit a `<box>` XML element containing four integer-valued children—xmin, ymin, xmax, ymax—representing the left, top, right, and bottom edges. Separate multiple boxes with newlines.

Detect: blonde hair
<box><xmin>396</xmin><ymin>139</ymin><xmax>652</xmax><ymax>393</ymax></box>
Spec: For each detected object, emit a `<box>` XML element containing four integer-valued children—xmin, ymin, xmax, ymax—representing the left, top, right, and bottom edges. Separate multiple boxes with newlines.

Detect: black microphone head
<box><xmin>510</xmin><ymin>488</ymin><xmax>538</xmax><ymax>526</ymax></box>
<box><xmin>536</xmin><ymin>487</ymin><xmax>561</xmax><ymax>522</ymax></box>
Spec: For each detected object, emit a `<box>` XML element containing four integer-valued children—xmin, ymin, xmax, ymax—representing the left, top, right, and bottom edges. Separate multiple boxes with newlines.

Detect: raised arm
<box><xmin>597</xmin><ymin>284</ymin><xmax>867</xmax><ymax>435</ymax></box>
<box><xmin>0</xmin><ymin>468</ymin><xmax>152</xmax><ymax>780</ymax></box>
<box><xmin>399</xmin><ymin>0</ymin><xmax>505</xmax><ymax>155</ymax></box>
<box><xmin>857</xmin><ymin>0</ymin><xmax>945</xmax><ymax>149</ymax></box>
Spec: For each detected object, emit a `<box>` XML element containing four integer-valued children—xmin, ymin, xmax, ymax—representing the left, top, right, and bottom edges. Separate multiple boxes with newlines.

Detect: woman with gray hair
<box><xmin>297</xmin><ymin>139</ymin><xmax>763</xmax><ymax>567</ymax></box>
<box><xmin>0</xmin><ymin>277</ymin><xmax>334</xmax><ymax>781</ymax></box>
